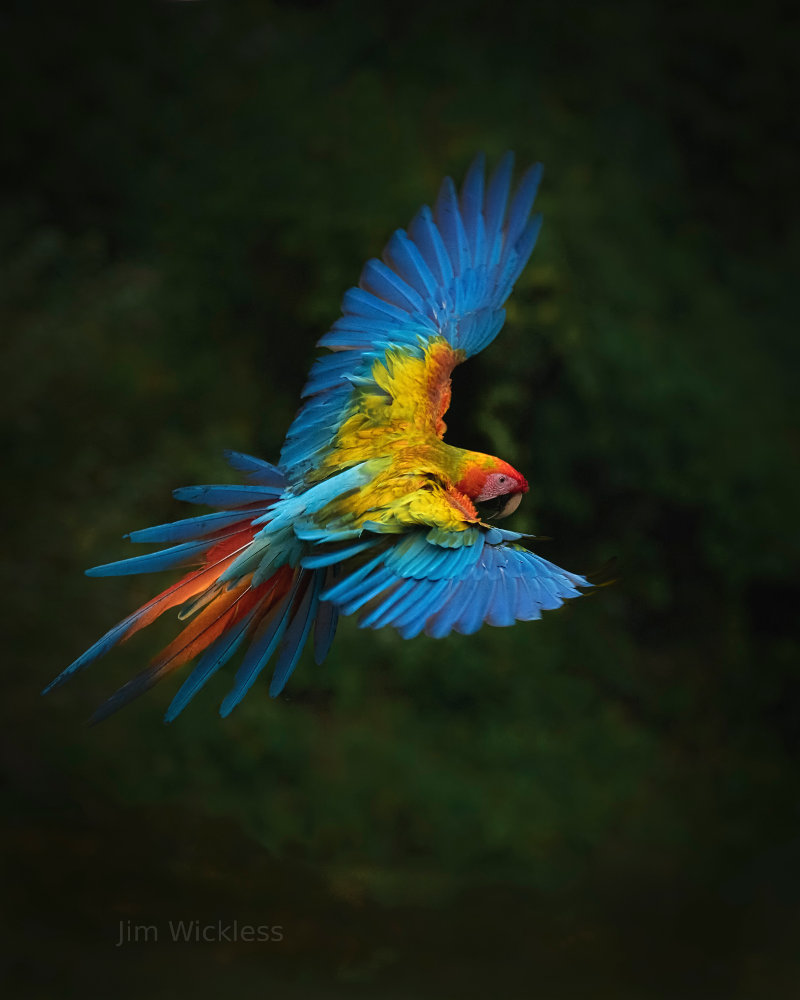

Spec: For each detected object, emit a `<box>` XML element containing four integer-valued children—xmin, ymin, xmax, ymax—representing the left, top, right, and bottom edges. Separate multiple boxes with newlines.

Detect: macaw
<box><xmin>45</xmin><ymin>153</ymin><xmax>589</xmax><ymax>722</ymax></box>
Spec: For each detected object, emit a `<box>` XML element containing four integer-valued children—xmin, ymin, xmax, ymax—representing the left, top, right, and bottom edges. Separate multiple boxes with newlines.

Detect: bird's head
<box><xmin>456</xmin><ymin>457</ymin><xmax>529</xmax><ymax>520</ymax></box>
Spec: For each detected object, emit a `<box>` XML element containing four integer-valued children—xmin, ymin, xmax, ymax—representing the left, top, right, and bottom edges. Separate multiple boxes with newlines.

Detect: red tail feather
<box><xmin>118</xmin><ymin>525</ymin><xmax>258</xmax><ymax>644</ymax></box>
<box><xmin>148</xmin><ymin>564</ymin><xmax>297</xmax><ymax>676</ymax></box>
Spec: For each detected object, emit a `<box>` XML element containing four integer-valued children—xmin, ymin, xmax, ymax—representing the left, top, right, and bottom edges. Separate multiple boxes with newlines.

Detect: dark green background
<box><xmin>3</xmin><ymin>1</ymin><xmax>798</xmax><ymax>996</ymax></box>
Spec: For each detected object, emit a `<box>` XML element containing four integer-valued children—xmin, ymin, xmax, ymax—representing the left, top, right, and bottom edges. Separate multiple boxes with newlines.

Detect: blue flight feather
<box><xmin>313</xmin><ymin>592</ymin><xmax>339</xmax><ymax>666</ymax></box>
<box><xmin>504</xmin><ymin>162</ymin><xmax>543</xmax><ymax>250</ymax></box>
<box><xmin>383</xmin><ymin>230</ymin><xmax>439</xmax><ymax>302</ymax></box>
<box><xmin>394</xmin><ymin>579</ymin><xmax>452</xmax><ymax>639</ymax></box>
<box><xmin>269</xmin><ymin>572</ymin><xmax>322</xmax><ymax>696</ymax></box>
<box><xmin>43</xmin><ymin>615</ymin><xmax>139</xmax><ymax>693</ymax></box>
<box><xmin>164</xmin><ymin>602</ymin><xmax>263</xmax><ymax>721</ymax></box>
<box><xmin>224</xmin><ymin>451</ymin><xmax>286</xmax><ymax>487</ymax></box>
<box><xmin>434</xmin><ymin>176</ymin><xmax>471</xmax><ymax>276</ymax></box>
<box><xmin>357</xmin><ymin>578</ymin><xmax>418</xmax><ymax>629</ymax></box>
<box><xmin>408</xmin><ymin>205</ymin><xmax>455</xmax><ymax>290</ymax></box>
<box><xmin>173</xmin><ymin>484</ymin><xmax>283</xmax><ymax>507</ymax></box>
<box><xmin>127</xmin><ymin>507</ymin><xmax>271</xmax><ymax>545</ymax></box>
<box><xmin>360</xmin><ymin>258</ymin><xmax>426</xmax><ymax>313</ymax></box>
<box><xmin>337</xmin><ymin>567</ymin><xmax>397</xmax><ymax>616</ymax></box>
<box><xmin>301</xmin><ymin>538</ymin><xmax>377</xmax><ymax>569</ymax></box>
<box><xmin>85</xmin><ymin>536</ymin><xmax>231</xmax><ymax>577</ymax></box>
<box><xmin>219</xmin><ymin>574</ymin><xmax>303</xmax><ymax>716</ymax></box>
<box><xmin>459</xmin><ymin>152</ymin><xmax>486</xmax><ymax>267</ymax></box>
<box><xmin>485</xmin><ymin>152</ymin><xmax>515</xmax><ymax>268</ymax></box>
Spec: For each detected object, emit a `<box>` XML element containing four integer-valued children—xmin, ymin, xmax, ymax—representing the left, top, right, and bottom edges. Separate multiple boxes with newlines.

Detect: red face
<box><xmin>456</xmin><ymin>460</ymin><xmax>529</xmax><ymax>519</ymax></box>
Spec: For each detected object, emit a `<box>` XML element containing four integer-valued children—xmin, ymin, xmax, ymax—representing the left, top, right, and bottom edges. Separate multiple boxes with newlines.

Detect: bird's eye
<box><xmin>498</xmin><ymin>475</ymin><xmax>507</xmax><ymax>483</ymax></box>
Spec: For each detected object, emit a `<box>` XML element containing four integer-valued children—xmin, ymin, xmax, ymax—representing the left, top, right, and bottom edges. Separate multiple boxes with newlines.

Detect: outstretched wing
<box><xmin>282</xmin><ymin>153</ymin><xmax>588</xmax><ymax>637</ymax></box>
<box><xmin>279</xmin><ymin>152</ymin><xmax>543</xmax><ymax>486</ymax></box>
<box><xmin>301</xmin><ymin>524</ymin><xmax>588</xmax><ymax>640</ymax></box>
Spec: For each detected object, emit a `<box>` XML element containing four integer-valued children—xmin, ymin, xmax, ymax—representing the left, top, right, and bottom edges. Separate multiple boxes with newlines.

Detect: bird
<box><xmin>44</xmin><ymin>152</ymin><xmax>589</xmax><ymax>723</ymax></box>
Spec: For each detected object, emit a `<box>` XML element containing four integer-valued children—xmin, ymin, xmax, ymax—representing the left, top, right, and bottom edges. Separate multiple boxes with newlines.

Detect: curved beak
<box><xmin>496</xmin><ymin>492</ymin><xmax>523</xmax><ymax>519</ymax></box>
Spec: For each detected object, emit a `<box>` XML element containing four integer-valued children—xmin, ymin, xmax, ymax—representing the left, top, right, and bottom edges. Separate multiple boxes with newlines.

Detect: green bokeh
<box><xmin>4</xmin><ymin>1</ymin><xmax>798</xmax><ymax>996</ymax></box>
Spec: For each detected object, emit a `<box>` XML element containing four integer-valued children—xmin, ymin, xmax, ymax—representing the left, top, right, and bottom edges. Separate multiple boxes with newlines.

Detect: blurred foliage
<box><xmin>2</xmin><ymin>0</ymin><xmax>799</xmax><ymax>995</ymax></box>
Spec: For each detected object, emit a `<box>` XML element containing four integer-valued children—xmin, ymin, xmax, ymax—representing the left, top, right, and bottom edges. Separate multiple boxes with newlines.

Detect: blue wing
<box><xmin>279</xmin><ymin>153</ymin><xmax>543</xmax><ymax>485</ymax></box>
<box><xmin>303</xmin><ymin>526</ymin><xmax>588</xmax><ymax>641</ymax></box>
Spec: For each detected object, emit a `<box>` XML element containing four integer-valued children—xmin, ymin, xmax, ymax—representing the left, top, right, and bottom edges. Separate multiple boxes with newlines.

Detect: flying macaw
<box><xmin>45</xmin><ymin>153</ymin><xmax>589</xmax><ymax>722</ymax></box>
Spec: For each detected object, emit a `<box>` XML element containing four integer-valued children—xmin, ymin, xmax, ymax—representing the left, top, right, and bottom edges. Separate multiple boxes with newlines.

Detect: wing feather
<box><xmin>280</xmin><ymin>153</ymin><xmax>544</xmax><ymax>486</ymax></box>
<box><xmin>319</xmin><ymin>529</ymin><xmax>588</xmax><ymax>640</ymax></box>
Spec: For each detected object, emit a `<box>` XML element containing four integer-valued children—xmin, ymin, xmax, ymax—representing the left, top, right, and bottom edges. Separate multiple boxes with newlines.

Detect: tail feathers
<box><xmin>313</xmin><ymin>598</ymin><xmax>339</xmax><ymax>666</ymax></box>
<box><xmin>89</xmin><ymin>576</ymin><xmax>269</xmax><ymax>724</ymax></box>
<box><xmin>268</xmin><ymin>570</ymin><xmax>323</xmax><ymax>698</ymax></box>
<box><xmin>85</xmin><ymin>564</ymin><xmax>328</xmax><ymax>724</ymax></box>
<box><xmin>224</xmin><ymin>450</ymin><xmax>286</xmax><ymax>488</ymax></box>
<box><xmin>86</xmin><ymin>523</ymin><xmax>256</xmax><ymax>578</ymax></box>
<box><xmin>173</xmin><ymin>485</ymin><xmax>283</xmax><ymax>508</ymax></box>
<box><xmin>46</xmin><ymin>462</ymin><xmax>338</xmax><ymax>719</ymax></box>
<box><xmin>126</xmin><ymin>503</ymin><xmax>274</xmax><ymax>545</ymax></box>
<box><xmin>163</xmin><ymin>602</ymin><xmax>263</xmax><ymax>722</ymax></box>
<box><xmin>42</xmin><ymin>614</ymin><xmax>140</xmax><ymax>696</ymax></box>
<box><xmin>53</xmin><ymin>563</ymin><xmax>333</xmax><ymax>723</ymax></box>
<box><xmin>42</xmin><ymin>532</ymin><xmax>254</xmax><ymax>695</ymax></box>
<box><xmin>312</xmin><ymin>568</ymin><xmax>339</xmax><ymax>666</ymax></box>
<box><xmin>218</xmin><ymin>567</ymin><xmax>303</xmax><ymax>716</ymax></box>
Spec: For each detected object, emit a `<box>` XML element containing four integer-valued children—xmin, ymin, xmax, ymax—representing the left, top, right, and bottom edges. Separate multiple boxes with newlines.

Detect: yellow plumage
<box><xmin>314</xmin><ymin>337</ymin><xmax>493</xmax><ymax>532</ymax></box>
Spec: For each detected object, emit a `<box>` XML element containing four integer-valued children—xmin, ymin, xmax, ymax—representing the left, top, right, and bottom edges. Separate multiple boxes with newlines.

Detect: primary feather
<box><xmin>46</xmin><ymin>153</ymin><xmax>589</xmax><ymax>721</ymax></box>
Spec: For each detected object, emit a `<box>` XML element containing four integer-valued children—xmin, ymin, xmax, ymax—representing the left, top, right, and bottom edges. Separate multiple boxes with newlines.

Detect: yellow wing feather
<box><xmin>313</xmin><ymin>338</ymin><xmax>485</xmax><ymax>533</ymax></box>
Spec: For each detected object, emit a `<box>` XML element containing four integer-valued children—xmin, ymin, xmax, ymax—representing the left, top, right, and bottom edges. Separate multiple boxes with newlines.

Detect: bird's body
<box><xmin>45</xmin><ymin>153</ymin><xmax>589</xmax><ymax>721</ymax></box>
<box><xmin>304</xmin><ymin>336</ymin><xmax>522</xmax><ymax>531</ymax></box>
